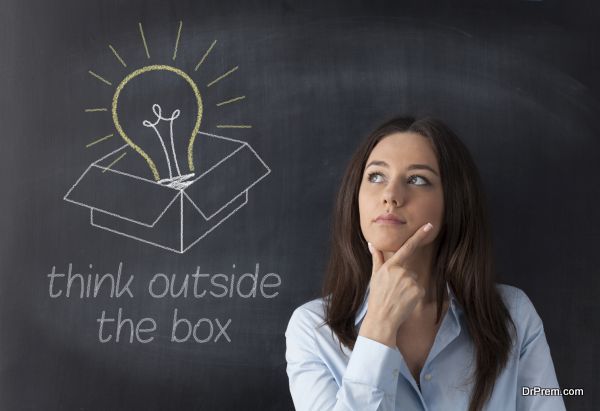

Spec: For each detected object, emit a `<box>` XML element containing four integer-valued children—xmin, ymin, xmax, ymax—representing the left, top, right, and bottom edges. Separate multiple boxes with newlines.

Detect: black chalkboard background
<box><xmin>1</xmin><ymin>1</ymin><xmax>599</xmax><ymax>410</ymax></box>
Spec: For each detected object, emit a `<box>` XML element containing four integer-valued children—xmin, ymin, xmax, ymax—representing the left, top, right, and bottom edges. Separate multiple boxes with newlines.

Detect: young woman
<box><xmin>285</xmin><ymin>116</ymin><xmax>565</xmax><ymax>410</ymax></box>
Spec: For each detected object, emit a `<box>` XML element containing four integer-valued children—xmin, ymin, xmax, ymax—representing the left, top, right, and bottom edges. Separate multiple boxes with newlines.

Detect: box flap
<box><xmin>64</xmin><ymin>146</ymin><xmax>180</xmax><ymax>227</ymax></box>
<box><xmin>183</xmin><ymin>133</ymin><xmax>271</xmax><ymax>220</ymax></box>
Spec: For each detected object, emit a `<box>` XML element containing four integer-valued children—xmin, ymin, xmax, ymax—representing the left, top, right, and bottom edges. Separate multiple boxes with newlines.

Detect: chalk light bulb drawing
<box><xmin>112</xmin><ymin>64</ymin><xmax>203</xmax><ymax>183</ymax></box>
<box><xmin>65</xmin><ymin>22</ymin><xmax>271</xmax><ymax>253</ymax></box>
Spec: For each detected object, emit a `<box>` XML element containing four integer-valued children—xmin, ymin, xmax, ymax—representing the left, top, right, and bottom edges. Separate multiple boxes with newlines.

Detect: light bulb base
<box><xmin>159</xmin><ymin>173</ymin><xmax>196</xmax><ymax>189</ymax></box>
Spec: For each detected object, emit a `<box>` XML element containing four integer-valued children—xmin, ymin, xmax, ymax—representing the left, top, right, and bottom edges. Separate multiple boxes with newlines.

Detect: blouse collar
<box><xmin>354</xmin><ymin>280</ymin><xmax>461</xmax><ymax>326</ymax></box>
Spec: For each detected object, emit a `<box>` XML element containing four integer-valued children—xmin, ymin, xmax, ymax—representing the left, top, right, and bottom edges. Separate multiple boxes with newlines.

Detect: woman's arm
<box><xmin>515</xmin><ymin>289</ymin><xmax>566</xmax><ymax>411</ymax></box>
<box><xmin>285</xmin><ymin>307</ymin><xmax>403</xmax><ymax>411</ymax></box>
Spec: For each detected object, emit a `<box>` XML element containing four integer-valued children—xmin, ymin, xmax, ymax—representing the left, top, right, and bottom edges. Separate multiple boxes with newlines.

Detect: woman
<box><xmin>285</xmin><ymin>116</ymin><xmax>565</xmax><ymax>410</ymax></box>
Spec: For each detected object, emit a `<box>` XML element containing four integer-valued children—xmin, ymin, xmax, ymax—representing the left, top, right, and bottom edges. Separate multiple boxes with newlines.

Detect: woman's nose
<box><xmin>382</xmin><ymin>185</ymin><xmax>405</xmax><ymax>208</ymax></box>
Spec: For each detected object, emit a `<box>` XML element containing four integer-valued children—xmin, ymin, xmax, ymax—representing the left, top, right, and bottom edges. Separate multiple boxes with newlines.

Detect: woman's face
<box><xmin>358</xmin><ymin>132</ymin><xmax>444</xmax><ymax>252</ymax></box>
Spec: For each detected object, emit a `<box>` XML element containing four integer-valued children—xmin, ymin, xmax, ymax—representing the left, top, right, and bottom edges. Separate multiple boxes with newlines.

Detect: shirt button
<box><xmin>392</xmin><ymin>368</ymin><xmax>399</xmax><ymax>376</ymax></box>
<box><xmin>424</xmin><ymin>374</ymin><xmax>432</xmax><ymax>381</ymax></box>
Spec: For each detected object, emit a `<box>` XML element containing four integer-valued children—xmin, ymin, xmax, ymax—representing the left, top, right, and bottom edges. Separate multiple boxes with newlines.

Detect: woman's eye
<box><xmin>367</xmin><ymin>172</ymin><xmax>385</xmax><ymax>183</ymax></box>
<box><xmin>407</xmin><ymin>175</ymin><xmax>430</xmax><ymax>186</ymax></box>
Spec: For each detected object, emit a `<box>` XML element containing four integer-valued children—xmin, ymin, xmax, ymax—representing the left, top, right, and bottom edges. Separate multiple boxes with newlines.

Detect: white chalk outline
<box><xmin>181</xmin><ymin>191</ymin><xmax>248</xmax><ymax>253</ymax></box>
<box><xmin>65</xmin><ymin>132</ymin><xmax>270</xmax><ymax>252</ymax></box>
<box><xmin>89</xmin><ymin>191</ymin><xmax>248</xmax><ymax>254</ymax></box>
<box><xmin>64</xmin><ymin>146</ymin><xmax>178</xmax><ymax>227</ymax></box>
<box><xmin>142</xmin><ymin>103</ymin><xmax>183</xmax><ymax>179</ymax></box>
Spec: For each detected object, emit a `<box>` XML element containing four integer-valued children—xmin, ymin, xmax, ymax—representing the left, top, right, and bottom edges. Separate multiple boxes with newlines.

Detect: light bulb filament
<box><xmin>142</xmin><ymin>103</ymin><xmax>182</xmax><ymax>180</ymax></box>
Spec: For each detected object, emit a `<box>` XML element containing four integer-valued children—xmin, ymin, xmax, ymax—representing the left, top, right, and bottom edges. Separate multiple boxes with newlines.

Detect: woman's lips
<box><xmin>375</xmin><ymin>219</ymin><xmax>406</xmax><ymax>225</ymax></box>
<box><xmin>374</xmin><ymin>215</ymin><xmax>407</xmax><ymax>225</ymax></box>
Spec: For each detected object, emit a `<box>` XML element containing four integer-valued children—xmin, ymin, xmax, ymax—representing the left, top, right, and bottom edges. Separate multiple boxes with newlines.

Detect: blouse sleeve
<box><xmin>285</xmin><ymin>307</ymin><xmax>403</xmax><ymax>411</ymax></box>
<box><xmin>515</xmin><ymin>289</ymin><xmax>567</xmax><ymax>411</ymax></box>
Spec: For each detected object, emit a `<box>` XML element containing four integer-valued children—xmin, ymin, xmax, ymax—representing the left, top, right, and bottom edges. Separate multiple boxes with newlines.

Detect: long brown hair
<box><xmin>322</xmin><ymin>116</ymin><xmax>516</xmax><ymax>411</ymax></box>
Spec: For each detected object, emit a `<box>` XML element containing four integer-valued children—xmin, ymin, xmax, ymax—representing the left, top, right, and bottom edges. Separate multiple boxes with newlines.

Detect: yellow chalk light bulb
<box><xmin>111</xmin><ymin>64</ymin><xmax>203</xmax><ymax>182</ymax></box>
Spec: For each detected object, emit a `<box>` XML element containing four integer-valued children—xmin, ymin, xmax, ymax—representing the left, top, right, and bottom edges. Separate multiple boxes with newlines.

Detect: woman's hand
<box><xmin>358</xmin><ymin>222</ymin><xmax>433</xmax><ymax>347</ymax></box>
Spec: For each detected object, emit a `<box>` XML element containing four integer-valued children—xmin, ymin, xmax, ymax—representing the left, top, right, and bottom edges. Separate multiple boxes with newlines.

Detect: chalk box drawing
<box><xmin>65</xmin><ymin>131</ymin><xmax>270</xmax><ymax>253</ymax></box>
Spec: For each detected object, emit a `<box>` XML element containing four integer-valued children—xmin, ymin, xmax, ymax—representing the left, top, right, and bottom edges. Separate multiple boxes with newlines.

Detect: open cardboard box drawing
<box><xmin>64</xmin><ymin>132</ymin><xmax>271</xmax><ymax>253</ymax></box>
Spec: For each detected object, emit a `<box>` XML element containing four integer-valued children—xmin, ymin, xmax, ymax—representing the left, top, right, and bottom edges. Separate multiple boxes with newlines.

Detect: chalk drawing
<box><xmin>172</xmin><ymin>21</ymin><xmax>182</xmax><ymax>61</ymax></box>
<box><xmin>111</xmin><ymin>64</ymin><xmax>203</xmax><ymax>180</ymax></box>
<box><xmin>206</xmin><ymin>66</ymin><xmax>239</xmax><ymax>88</ymax></box>
<box><xmin>65</xmin><ymin>132</ymin><xmax>271</xmax><ymax>253</ymax></box>
<box><xmin>138</xmin><ymin>22</ymin><xmax>150</xmax><ymax>59</ymax></box>
<box><xmin>102</xmin><ymin>152</ymin><xmax>127</xmax><ymax>173</ymax></box>
<box><xmin>142</xmin><ymin>103</ymin><xmax>183</xmax><ymax>179</ymax></box>
<box><xmin>86</xmin><ymin>134</ymin><xmax>114</xmax><ymax>148</ymax></box>
<box><xmin>216</xmin><ymin>96</ymin><xmax>246</xmax><ymax>107</ymax></box>
<box><xmin>88</xmin><ymin>70</ymin><xmax>112</xmax><ymax>86</ymax></box>
<box><xmin>109</xmin><ymin>45</ymin><xmax>127</xmax><ymax>67</ymax></box>
<box><xmin>194</xmin><ymin>40</ymin><xmax>217</xmax><ymax>71</ymax></box>
<box><xmin>67</xmin><ymin>22</ymin><xmax>270</xmax><ymax>253</ymax></box>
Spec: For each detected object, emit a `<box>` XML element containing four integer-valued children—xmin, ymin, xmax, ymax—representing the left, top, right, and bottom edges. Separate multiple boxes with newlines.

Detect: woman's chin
<box><xmin>369</xmin><ymin>239</ymin><xmax>405</xmax><ymax>253</ymax></box>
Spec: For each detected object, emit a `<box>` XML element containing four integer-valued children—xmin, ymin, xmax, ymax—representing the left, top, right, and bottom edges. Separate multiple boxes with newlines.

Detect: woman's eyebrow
<box><xmin>365</xmin><ymin>160</ymin><xmax>389</xmax><ymax>169</ymax></box>
<box><xmin>407</xmin><ymin>164</ymin><xmax>439</xmax><ymax>176</ymax></box>
<box><xmin>365</xmin><ymin>161</ymin><xmax>439</xmax><ymax>176</ymax></box>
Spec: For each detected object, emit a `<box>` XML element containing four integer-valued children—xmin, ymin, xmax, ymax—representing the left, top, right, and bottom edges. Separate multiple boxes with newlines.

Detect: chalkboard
<box><xmin>1</xmin><ymin>1</ymin><xmax>599</xmax><ymax>410</ymax></box>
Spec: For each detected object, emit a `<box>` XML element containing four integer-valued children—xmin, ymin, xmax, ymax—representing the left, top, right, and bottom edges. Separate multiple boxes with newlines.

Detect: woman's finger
<box><xmin>368</xmin><ymin>242</ymin><xmax>384</xmax><ymax>275</ymax></box>
<box><xmin>386</xmin><ymin>222</ymin><xmax>433</xmax><ymax>268</ymax></box>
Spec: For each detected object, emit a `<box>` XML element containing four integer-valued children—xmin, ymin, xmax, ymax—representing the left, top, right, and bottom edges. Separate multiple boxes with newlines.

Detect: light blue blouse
<box><xmin>285</xmin><ymin>283</ymin><xmax>566</xmax><ymax>410</ymax></box>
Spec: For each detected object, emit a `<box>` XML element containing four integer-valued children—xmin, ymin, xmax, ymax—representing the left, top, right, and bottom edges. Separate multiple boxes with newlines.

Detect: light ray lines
<box><xmin>102</xmin><ymin>152</ymin><xmax>127</xmax><ymax>172</ymax></box>
<box><xmin>88</xmin><ymin>70</ymin><xmax>112</xmax><ymax>86</ymax></box>
<box><xmin>207</xmin><ymin>66</ymin><xmax>238</xmax><ymax>87</ymax></box>
<box><xmin>216</xmin><ymin>96</ymin><xmax>245</xmax><ymax>107</ymax></box>
<box><xmin>86</xmin><ymin>134</ymin><xmax>114</xmax><ymax>148</ymax></box>
<box><xmin>172</xmin><ymin>21</ymin><xmax>182</xmax><ymax>60</ymax></box>
<box><xmin>194</xmin><ymin>40</ymin><xmax>217</xmax><ymax>71</ymax></box>
<box><xmin>109</xmin><ymin>45</ymin><xmax>127</xmax><ymax>67</ymax></box>
<box><xmin>139</xmin><ymin>22</ymin><xmax>150</xmax><ymax>59</ymax></box>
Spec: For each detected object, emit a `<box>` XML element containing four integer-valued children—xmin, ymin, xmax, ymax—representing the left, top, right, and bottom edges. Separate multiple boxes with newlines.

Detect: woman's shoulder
<box><xmin>495</xmin><ymin>283</ymin><xmax>546</xmax><ymax>346</ymax></box>
<box><xmin>284</xmin><ymin>296</ymin><xmax>331</xmax><ymax>344</ymax></box>
<box><xmin>495</xmin><ymin>283</ymin><xmax>538</xmax><ymax>315</ymax></box>
<box><xmin>495</xmin><ymin>283</ymin><xmax>523</xmax><ymax>311</ymax></box>
<box><xmin>286</xmin><ymin>297</ymin><xmax>327</xmax><ymax>329</ymax></box>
